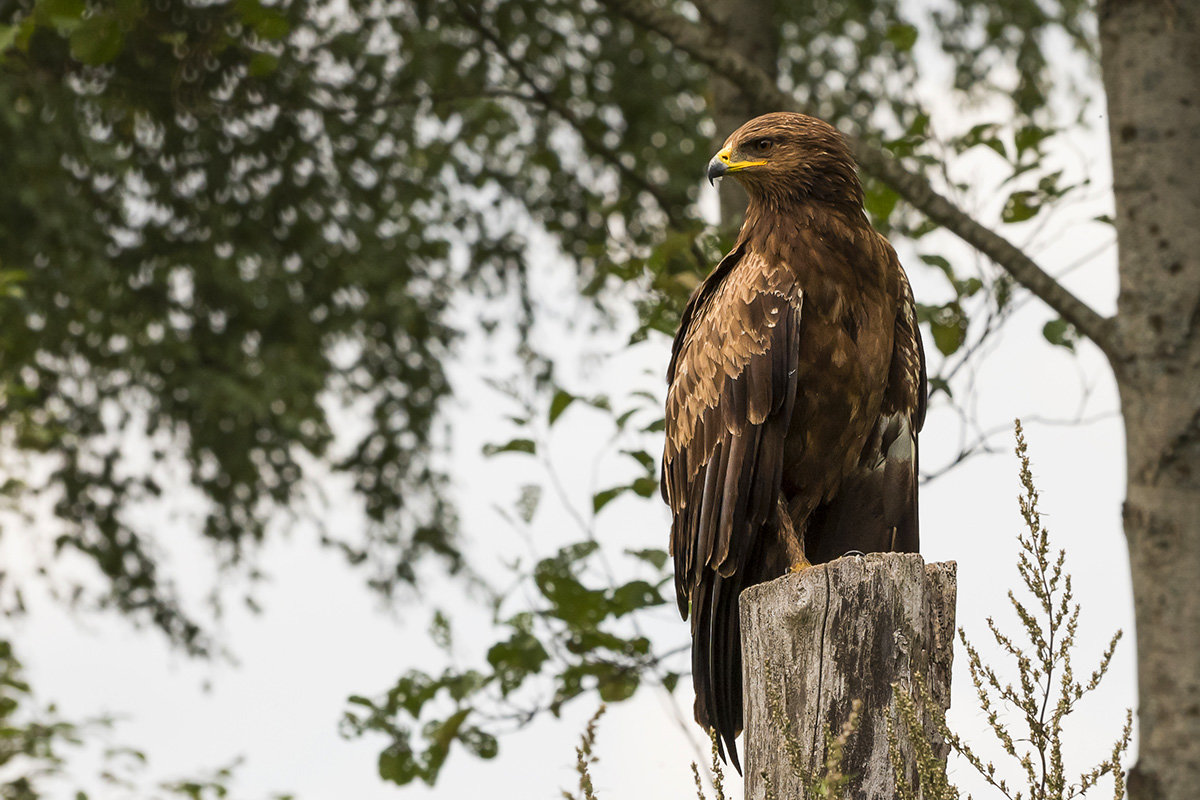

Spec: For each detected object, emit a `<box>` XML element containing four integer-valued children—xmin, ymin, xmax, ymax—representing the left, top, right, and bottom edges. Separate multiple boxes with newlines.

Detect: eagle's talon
<box><xmin>788</xmin><ymin>559</ymin><xmax>813</xmax><ymax>573</ymax></box>
<box><xmin>842</xmin><ymin>550</ymin><xmax>866</xmax><ymax>558</ymax></box>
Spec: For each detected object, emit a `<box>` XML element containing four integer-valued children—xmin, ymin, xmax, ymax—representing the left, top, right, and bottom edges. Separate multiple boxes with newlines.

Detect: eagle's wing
<box><xmin>661</xmin><ymin>245</ymin><xmax>803</xmax><ymax>768</ymax></box>
<box><xmin>803</xmin><ymin>256</ymin><xmax>927</xmax><ymax>561</ymax></box>
<box><xmin>885</xmin><ymin>266</ymin><xmax>927</xmax><ymax>551</ymax></box>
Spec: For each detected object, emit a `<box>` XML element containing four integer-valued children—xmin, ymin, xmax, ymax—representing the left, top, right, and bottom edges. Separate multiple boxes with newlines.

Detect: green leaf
<box><xmin>68</xmin><ymin>13</ymin><xmax>124</xmax><ymax>64</ymax></box>
<box><xmin>234</xmin><ymin>0</ymin><xmax>290</xmax><ymax>41</ymax></box>
<box><xmin>515</xmin><ymin>484</ymin><xmax>541</xmax><ymax>524</ymax></box>
<box><xmin>614</xmin><ymin>408</ymin><xmax>638</xmax><ymax>429</ymax></box>
<box><xmin>247</xmin><ymin>52</ymin><xmax>279</xmax><ymax>77</ymax></box>
<box><xmin>626</xmin><ymin>548</ymin><xmax>669</xmax><ymax>570</ymax></box>
<box><xmin>254</xmin><ymin>13</ymin><xmax>290</xmax><ymax>40</ymax></box>
<box><xmin>113</xmin><ymin>0</ymin><xmax>146</xmax><ymax>23</ymax></box>
<box><xmin>622</xmin><ymin>449</ymin><xmax>655</xmax><ymax>472</ymax></box>
<box><xmin>38</xmin><ymin>0</ymin><xmax>86</xmax><ymax>30</ymax></box>
<box><xmin>642</xmin><ymin>417</ymin><xmax>665</xmax><ymax>433</ymax></box>
<box><xmin>482</xmin><ymin>438</ymin><xmax>535</xmax><ymax>457</ymax></box>
<box><xmin>564</xmin><ymin>628</ymin><xmax>637</xmax><ymax>656</ymax></box>
<box><xmin>931</xmin><ymin>323</ymin><xmax>965</xmax><ymax>356</ymax></box>
<box><xmin>630</xmin><ymin>476</ymin><xmax>657</xmax><ymax>498</ymax></box>
<box><xmin>459</xmin><ymin>727</ymin><xmax>498</xmax><ymax>760</ymax></box>
<box><xmin>0</xmin><ymin>25</ymin><xmax>17</xmax><ymax>54</ymax></box>
<box><xmin>429</xmin><ymin>610</ymin><xmax>452</xmax><ymax>650</ymax></box>
<box><xmin>864</xmin><ymin>183</ymin><xmax>899</xmax><ymax>224</ymax></box>
<box><xmin>923</xmin><ymin>302</ymin><xmax>969</xmax><ymax>356</ymax></box>
<box><xmin>1015</xmin><ymin>124</ymin><xmax>1054</xmax><ymax>157</ymax></box>
<box><xmin>958</xmin><ymin>277</ymin><xmax>984</xmax><ymax>297</ymax></box>
<box><xmin>592</xmin><ymin>485</ymin><xmax>625</xmax><ymax>513</ymax></box>
<box><xmin>907</xmin><ymin>112</ymin><xmax>930</xmax><ymax>138</ymax></box>
<box><xmin>533</xmin><ymin>543</ymin><xmax>605</xmax><ymax>628</ymax></box>
<box><xmin>425</xmin><ymin>708</ymin><xmax>470</xmax><ymax>778</ymax></box>
<box><xmin>959</xmin><ymin>123</ymin><xmax>1007</xmax><ymax>159</ymax></box>
<box><xmin>487</xmin><ymin>630</ymin><xmax>549</xmax><ymax>695</ymax></box>
<box><xmin>886</xmin><ymin>23</ymin><xmax>918</xmax><ymax>52</ymax></box>
<box><xmin>548</xmin><ymin>389</ymin><xmax>575</xmax><ymax>425</ymax></box>
<box><xmin>610</xmin><ymin>580</ymin><xmax>663</xmax><ymax>615</ymax></box>
<box><xmin>1042</xmin><ymin>318</ymin><xmax>1078</xmax><ymax>351</ymax></box>
<box><xmin>919</xmin><ymin>254</ymin><xmax>953</xmax><ymax>275</ymax></box>
<box><xmin>378</xmin><ymin>742</ymin><xmax>419</xmax><ymax>785</ymax></box>
<box><xmin>1002</xmin><ymin>191</ymin><xmax>1040</xmax><ymax>223</ymax></box>
<box><xmin>597</xmin><ymin>668</ymin><xmax>638</xmax><ymax>703</ymax></box>
<box><xmin>928</xmin><ymin>377</ymin><xmax>952</xmax><ymax>398</ymax></box>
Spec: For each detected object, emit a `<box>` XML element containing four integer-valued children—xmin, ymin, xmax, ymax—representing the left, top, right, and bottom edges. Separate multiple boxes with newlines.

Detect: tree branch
<box><xmin>454</xmin><ymin>1</ymin><xmax>688</xmax><ymax>226</ymax></box>
<box><xmin>453</xmin><ymin>0</ymin><xmax>712</xmax><ymax>269</ymax></box>
<box><xmin>597</xmin><ymin>0</ymin><xmax>1122</xmax><ymax>360</ymax></box>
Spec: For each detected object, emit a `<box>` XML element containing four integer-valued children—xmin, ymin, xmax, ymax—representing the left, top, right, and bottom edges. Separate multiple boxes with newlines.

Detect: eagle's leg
<box><xmin>777</xmin><ymin>498</ymin><xmax>812</xmax><ymax>573</ymax></box>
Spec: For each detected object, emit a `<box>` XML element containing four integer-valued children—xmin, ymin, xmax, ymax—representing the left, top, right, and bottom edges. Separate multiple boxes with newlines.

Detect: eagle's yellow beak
<box><xmin>706</xmin><ymin>145</ymin><xmax>767</xmax><ymax>184</ymax></box>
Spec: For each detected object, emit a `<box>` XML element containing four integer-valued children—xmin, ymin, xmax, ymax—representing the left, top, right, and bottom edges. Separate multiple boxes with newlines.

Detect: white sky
<box><xmin>4</xmin><ymin>28</ymin><xmax>1136</xmax><ymax>800</ymax></box>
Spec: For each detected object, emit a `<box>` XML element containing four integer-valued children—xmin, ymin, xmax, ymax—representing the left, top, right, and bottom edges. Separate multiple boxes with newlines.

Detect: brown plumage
<box><xmin>661</xmin><ymin>112</ymin><xmax>927</xmax><ymax>770</ymax></box>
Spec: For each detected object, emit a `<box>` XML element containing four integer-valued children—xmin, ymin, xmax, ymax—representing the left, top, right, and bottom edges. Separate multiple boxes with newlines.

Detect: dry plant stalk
<box><xmin>562</xmin><ymin>704</ymin><xmax>607</xmax><ymax>800</ymax></box>
<box><xmin>889</xmin><ymin>421</ymin><xmax>1132</xmax><ymax>800</ymax></box>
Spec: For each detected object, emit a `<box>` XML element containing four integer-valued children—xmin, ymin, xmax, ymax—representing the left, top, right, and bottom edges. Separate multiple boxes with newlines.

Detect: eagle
<box><xmin>661</xmin><ymin>112</ymin><xmax>927</xmax><ymax>770</ymax></box>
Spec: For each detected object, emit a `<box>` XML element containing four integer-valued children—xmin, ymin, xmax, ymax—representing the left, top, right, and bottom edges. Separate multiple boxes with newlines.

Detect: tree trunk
<box><xmin>1100</xmin><ymin>2</ymin><xmax>1200</xmax><ymax>798</ymax></box>
<box><xmin>707</xmin><ymin>0</ymin><xmax>778</xmax><ymax>227</ymax></box>
<box><xmin>740</xmin><ymin>554</ymin><xmax>956</xmax><ymax>799</ymax></box>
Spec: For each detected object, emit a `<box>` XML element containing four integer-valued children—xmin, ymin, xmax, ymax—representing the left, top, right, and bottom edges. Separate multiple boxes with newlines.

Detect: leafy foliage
<box><xmin>341</xmin><ymin>538</ymin><xmax>671</xmax><ymax>786</ymax></box>
<box><xmin>339</xmin><ymin>376</ymin><xmax>686</xmax><ymax>786</ymax></box>
<box><xmin>0</xmin><ymin>0</ymin><xmax>483</xmax><ymax>649</ymax></box>
<box><xmin>0</xmin><ymin>638</ymin><xmax>81</xmax><ymax>800</ymax></box>
<box><xmin>0</xmin><ymin>0</ymin><xmax>1101</xmax><ymax>648</ymax></box>
<box><xmin>1</xmin><ymin>639</ymin><xmax>297</xmax><ymax>800</ymax></box>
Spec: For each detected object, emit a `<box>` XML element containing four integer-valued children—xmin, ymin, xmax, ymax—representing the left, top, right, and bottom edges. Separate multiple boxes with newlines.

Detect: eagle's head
<box><xmin>706</xmin><ymin>112</ymin><xmax>862</xmax><ymax>207</ymax></box>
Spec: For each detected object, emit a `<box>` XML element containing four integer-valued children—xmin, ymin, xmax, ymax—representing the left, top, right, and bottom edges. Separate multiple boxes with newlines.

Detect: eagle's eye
<box><xmin>748</xmin><ymin>138</ymin><xmax>774</xmax><ymax>155</ymax></box>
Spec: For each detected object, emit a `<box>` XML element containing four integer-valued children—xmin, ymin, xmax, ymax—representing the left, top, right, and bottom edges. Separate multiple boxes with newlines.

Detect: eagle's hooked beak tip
<box><xmin>706</xmin><ymin>156</ymin><xmax>727</xmax><ymax>186</ymax></box>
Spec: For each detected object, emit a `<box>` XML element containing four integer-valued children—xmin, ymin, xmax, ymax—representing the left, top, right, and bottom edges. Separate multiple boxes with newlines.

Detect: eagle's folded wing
<box><xmin>661</xmin><ymin>246</ymin><xmax>803</xmax><ymax>766</ymax></box>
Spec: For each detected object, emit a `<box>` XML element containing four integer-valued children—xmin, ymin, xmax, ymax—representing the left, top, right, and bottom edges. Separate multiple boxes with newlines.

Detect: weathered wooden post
<box><xmin>741</xmin><ymin>553</ymin><xmax>956</xmax><ymax>799</ymax></box>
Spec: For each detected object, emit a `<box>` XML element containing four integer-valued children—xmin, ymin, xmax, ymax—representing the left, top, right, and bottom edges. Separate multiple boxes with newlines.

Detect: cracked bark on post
<box><xmin>740</xmin><ymin>554</ymin><xmax>956</xmax><ymax>800</ymax></box>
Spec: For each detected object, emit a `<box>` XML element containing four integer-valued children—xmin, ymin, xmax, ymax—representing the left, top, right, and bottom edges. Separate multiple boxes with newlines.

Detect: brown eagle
<box><xmin>661</xmin><ymin>112</ymin><xmax>927</xmax><ymax>769</ymax></box>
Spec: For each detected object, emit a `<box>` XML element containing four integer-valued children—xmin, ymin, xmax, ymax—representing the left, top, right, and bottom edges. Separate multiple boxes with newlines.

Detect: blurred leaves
<box><xmin>343</xmin><ymin>380</ymin><xmax>674</xmax><ymax>787</ymax></box>
<box><xmin>1</xmin><ymin>638</ymin><xmax>81</xmax><ymax>798</ymax></box>
<box><xmin>0</xmin><ymin>0</ymin><xmax>1094</xmax><ymax>653</ymax></box>
<box><xmin>0</xmin><ymin>0</ymin><xmax>487</xmax><ymax>650</ymax></box>
<box><xmin>343</xmin><ymin>543</ymin><xmax>669</xmax><ymax>787</ymax></box>
<box><xmin>2</xmin><ymin>639</ymin><xmax>293</xmax><ymax>799</ymax></box>
<box><xmin>483</xmin><ymin>439</ymin><xmax>538</xmax><ymax>457</ymax></box>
